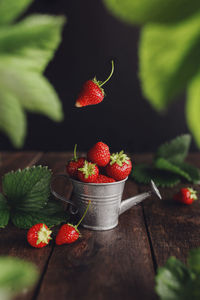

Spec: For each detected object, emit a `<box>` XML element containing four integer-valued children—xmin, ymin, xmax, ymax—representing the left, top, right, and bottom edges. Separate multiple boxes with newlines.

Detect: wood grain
<box><xmin>137</xmin><ymin>153</ymin><xmax>200</xmax><ymax>267</ymax></box>
<box><xmin>36</xmin><ymin>178</ymin><xmax>156</xmax><ymax>300</ymax></box>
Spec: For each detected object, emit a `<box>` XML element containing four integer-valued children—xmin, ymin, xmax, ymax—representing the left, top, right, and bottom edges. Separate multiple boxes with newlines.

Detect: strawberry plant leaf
<box><xmin>11</xmin><ymin>201</ymin><xmax>69</xmax><ymax>229</ymax></box>
<box><xmin>155</xmin><ymin>256</ymin><xmax>193</xmax><ymax>300</ymax></box>
<box><xmin>139</xmin><ymin>12</ymin><xmax>200</xmax><ymax>111</ymax></box>
<box><xmin>2</xmin><ymin>166</ymin><xmax>51</xmax><ymax>212</ymax></box>
<box><xmin>0</xmin><ymin>91</ymin><xmax>26</xmax><ymax>148</ymax></box>
<box><xmin>155</xmin><ymin>134</ymin><xmax>191</xmax><ymax>164</ymax></box>
<box><xmin>0</xmin><ymin>13</ymin><xmax>66</xmax><ymax>147</ymax></box>
<box><xmin>0</xmin><ymin>256</ymin><xmax>38</xmax><ymax>300</ymax></box>
<box><xmin>0</xmin><ymin>0</ymin><xmax>34</xmax><ymax>25</ymax></box>
<box><xmin>155</xmin><ymin>158</ymin><xmax>192</xmax><ymax>181</ymax></box>
<box><xmin>103</xmin><ymin>0</ymin><xmax>200</xmax><ymax>25</ymax></box>
<box><xmin>132</xmin><ymin>163</ymin><xmax>180</xmax><ymax>187</ymax></box>
<box><xmin>188</xmin><ymin>249</ymin><xmax>200</xmax><ymax>275</ymax></box>
<box><xmin>186</xmin><ymin>72</ymin><xmax>200</xmax><ymax>148</ymax></box>
<box><xmin>175</xmin><ymin>162</ymin><xmax>200</xmax><ymax>184</ymax></box>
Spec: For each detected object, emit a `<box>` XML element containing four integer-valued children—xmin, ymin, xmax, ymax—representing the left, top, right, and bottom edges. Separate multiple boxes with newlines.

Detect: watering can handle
<box><xmin>50</xmin><ymin>174</ymin><xmax>78</xmax><ymax>214</ymax></box>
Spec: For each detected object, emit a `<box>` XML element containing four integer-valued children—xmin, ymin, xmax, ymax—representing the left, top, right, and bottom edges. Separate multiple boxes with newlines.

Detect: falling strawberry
<box><xmin>27</xmin><ymin>223</ymin><xmax>52</xmax><ymax>248</ymax></box>
<box><xmin>95</xmin><ymin>174</ymin><xmax>116</xmax><ymax>183</ymax></box>
<box><xmin>77</xmin><ymin>160</ymin><xmax>99</xmax><ymax>183</ymax></box>
<box><xmin>66</xmin><ymin>144</ymin><xmax>85</xmax><ymax>178</ymax></box>
<box><xmin>87</xmin><ymin>142</ymin><xmax>110</xmax><ymax>167</ymax></box>
<box><xmin>56</xmin><ymin>201</ymin><xmax>91</xmax><ymax>245</ymax></box>
<box><xmin>173</xmin><ymin>187</ymin><xmax>198</xmax><ymax>205</ymax></box>
<box><xmin>106</xmin><ymin>151</ymin><xmax>132</xmax><ymax>181</ymax></box>
<box><xmin>75</xmin><ymin>60</ymin><xmax>114</xmax><ymax>107</ymax></box>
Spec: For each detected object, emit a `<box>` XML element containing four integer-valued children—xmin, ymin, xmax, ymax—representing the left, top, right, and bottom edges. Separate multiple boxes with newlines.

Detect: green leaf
<box><xmin>11</xmin><ymin>201</ymin><xmax>69</xmax><ymax>229</ymax></box>
<box><xmin>103</xmin><ymin>0</ymin><xmax>200</xmax><ymax>25</ymax></box>
<box><xmin>132</xmin><ymin>163</ymin><xmax>180</xmax><ymax>187</ymax></box>
<box><xmin>139</xmin><ymin>12</ymin><xmax>200</xmax><ymax>111</ymax></box>
<box><xmin>0</xmin><ymin>91</ymin><xmax>26</xmax><ymax>148</ymax></box>
<box><xmin>156</xmin><ymin>134</ymin><xmax>191</xmax><ymax>164</ymax></box>
<box><xmin>155</xmin><ymin>158</ymin><xmax>192</xmax><ymax>181</ymax></box>
<box><xmin>0</xmin><ymin>14</ymin><xmax>66</xmax><ymax>73</ymax></box>
<box><xmin>2</xmin><ymin>166</ymin><xmax>51</xmax><ymax>212</ymax></box>
<box><xmin>0</xmin><ymin>14</ymin><xmax>66</xmax><ymax>147</ymax></box>
<box><xmin>0</xmin><ymin>67</ymin><xmax>64</xmax><ymax>122</ymax></box>
<box><xmin>155</xmin><ymin>256</ymin><xmax>192</xmax><ymax>300</ymax></box>
<box><xmin>0</xmin><ymin>0</ymin><xmax>34</xmax><ymax>25</ymax></box>
<box><xmin>188</xmin><ymin>248</ymin><xmax>200</xmax><ymax>275</ymax></box>
<box><xmin>0</xmin><ymin>256</ymin><xmax>38</xmax><ymax>300</ymax></box>
<box><xmin>186</xmin><ymin>72</ymin><xmax>200</xmax><ymax>148</ymax></box>
<box><xmin>175</xmin><ymin>162</ymin><xmax>200</xmax><ymax>184</ymax></box>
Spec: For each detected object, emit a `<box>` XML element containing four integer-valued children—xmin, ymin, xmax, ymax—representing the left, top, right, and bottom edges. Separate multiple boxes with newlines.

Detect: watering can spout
<box><xmin>119</xmin><ymin>180</ymin><xmax>162</xmax><ymax>215</ymax></box>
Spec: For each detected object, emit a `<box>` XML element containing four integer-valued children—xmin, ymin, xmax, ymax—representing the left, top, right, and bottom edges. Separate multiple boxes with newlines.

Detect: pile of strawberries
<box><xmin>66</xmin><ymin>142</ymin><xmax>132</xmax><ymax>183</ymax></box>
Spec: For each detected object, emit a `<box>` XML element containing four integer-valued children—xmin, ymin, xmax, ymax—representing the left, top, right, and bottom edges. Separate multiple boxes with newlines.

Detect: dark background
<box><xmin>0</xmin><ymin>0</ymin><xmax>194</xmax><ymax>153</ymax></box>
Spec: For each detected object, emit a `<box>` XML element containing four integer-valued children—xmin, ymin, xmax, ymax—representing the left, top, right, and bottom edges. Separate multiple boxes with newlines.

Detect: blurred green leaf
<box><xmin>103</xmin><ymin>0</ymin><xmax>200</xmax><ymax>25</ymax></box>
<box><xmin>0</xmin><ymin>91</ymin><xmax>26</xmax><ymax>148</ymax></box>
<box><xmin>186</xmin><ymin>72</ymin><xmax>200</xmax><ymax>148</ymax></box>
<box><xmin>0</xmin><ymin>15</ymin><xmax>66</xmax><ymax>73</ymax></box>
<box><xmin>139</xmin><ymin>12</ymin><xmax>200</xmax><ymax>111</ymax></box>
<box><xmin>0</xmin><ymin>0</ymin><xmax>33</xmax><ymax>25</ymax></box>
<box><xmin>0</xmin><ymin>14</ymin><xmax>66</xmax><ymax>147</ymax></box>
<box><xmin>0</xmin><ymin>256</ymin><xmax>38</xmax><ymax>300</ymax></box>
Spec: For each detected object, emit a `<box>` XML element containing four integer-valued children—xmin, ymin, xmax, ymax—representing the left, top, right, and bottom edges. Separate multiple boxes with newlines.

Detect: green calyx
<box><xmin>78</xmin><ymin>161</ymin><xmax>96</xmax><ymax>179</ymax></box>
<box><xmin>92</xmin><ymin>60</ymin><xmax>114</xmax><ymax>93</ymax></box>
<box><xmin>110</xmin><ymin>151</ymin><xmax>130</xmax><ymax>166</ymax></box>
<box><xmin>36</xmin><ymin>224</ymin><xmax>52</xmax><ymax>245</ymax></box>
<box><xmin>188</xmin><ymin>188</ymin><xmax>198</xmax><ymax>200</ymax></box>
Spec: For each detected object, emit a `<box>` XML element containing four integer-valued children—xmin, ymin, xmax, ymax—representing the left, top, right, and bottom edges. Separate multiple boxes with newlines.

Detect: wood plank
<box><xmin>0</xmin><ymin>152</ymin><xmax>73</xmax><ymax>300</ymax></box>
<box><xmin>36</xmin><ymin>179</ymin><xmax>156</xmax><ymax>300</ymax></box>
<box><xmin>137</xmin><ymin>153</ymin><xmax>200</xmax><ymax>267</ymax></box>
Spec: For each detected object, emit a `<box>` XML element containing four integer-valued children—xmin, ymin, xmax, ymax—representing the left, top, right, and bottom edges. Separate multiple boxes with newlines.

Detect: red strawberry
<box><xmin>173</xmin><ymin>188</ymin><xmax>197</xmax><ymax>205</ymax></box>
<box><xmin>77</xmin><ymin>161</ymin><xmax>99</xmax><ymax>183</ymax></box>
<box><xmin>87</xmin><ymin>142</ymin><xmax>110</xmax><ymax>167</ymax></box>
<box><xmin>56</xmin><ymin>201</ymin><xmax>91</xmax><ymax>245</ymax></box>
<box><xmin>95</xmin><ymin>174</ymin><xmax>116</xmax><ymax>183</ymax></box>
<box><xmin>66</xmin><ymin>144</ymin><xmax>85</xmax><ymax>178</ymax></box>
<box><xmin>27</xmin><ymin>223</ymin><xmax>52</xmax><ymax>248</ymax></box>
<box><xmin>75</xmin><ymin>60</ymin><xmax>114</xmax><ymax>107</ymax></box>
<box><xmin>106</xmin><ymin>151</ymin><xmax>132</xmax><ymax>181</ymax></box>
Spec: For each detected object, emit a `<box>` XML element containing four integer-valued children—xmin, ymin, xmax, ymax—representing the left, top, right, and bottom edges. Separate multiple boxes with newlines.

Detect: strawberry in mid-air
<box><xmin>75</xmin><ymin>60</ymin><xmax>114</xmax><ymax>107</ymax></box>
<box><xmin>95</xmin><ymin>174</ymin><xmax>116</xmax><ymax>183</ymax></box>
<box><xmin>27</xmin><ymin>223</ymin><xmax>52</xmax><ymax>248</ymax></box>
<box><xmin>173</xmin><ymin>187</ymin><xmax>197</xmax><ymax>205</ymax></box>
<box><xmin>87</xmin><ymin>142</ymin><xmax>110</xmax><ymax>167</ymax></box>
<box><xmin>106</xmin><ymin>151</ymin><xmax>132</xmax><ymax>181</ymax></box>
<box><xmin>56</xmin><ymin>201</ymin><xmax>91</xmax><ymax>245</ymax></box>
<box><xmin>77</xmin><ymin>161</ymin><xmax>99</xmax><ymax>183</ymax></box>
<box><xmin>66</xmin><ymin>144</ymin><xmax>85</xmax><ymax>178</ymax></box>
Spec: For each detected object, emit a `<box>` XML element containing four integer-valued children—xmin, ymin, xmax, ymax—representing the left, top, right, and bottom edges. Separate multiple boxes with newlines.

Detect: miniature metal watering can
<box><xmin>51</xmin><ymin>175</ymin><xmax>161</xmax><ymax>231</ymax></box>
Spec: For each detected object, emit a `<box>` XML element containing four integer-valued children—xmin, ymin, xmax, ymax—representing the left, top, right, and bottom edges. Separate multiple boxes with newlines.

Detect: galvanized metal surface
<box><xmin>51</xmin><ymin>175</ymin><xmax>162</xmax><ymax>231</ymax></box>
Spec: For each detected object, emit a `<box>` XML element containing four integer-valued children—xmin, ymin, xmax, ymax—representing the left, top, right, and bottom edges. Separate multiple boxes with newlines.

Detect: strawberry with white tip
<box><xmin>75</xmin><ymin>60</ymin><xmax>114</xmax><ymax>108</ymax></box>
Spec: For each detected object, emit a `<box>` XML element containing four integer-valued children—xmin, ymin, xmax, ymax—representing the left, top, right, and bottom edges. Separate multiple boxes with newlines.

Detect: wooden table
<box><xmin>1</xmin><ymin>152</ymin><xmax>200</xmax><ymax>300</ymax></box>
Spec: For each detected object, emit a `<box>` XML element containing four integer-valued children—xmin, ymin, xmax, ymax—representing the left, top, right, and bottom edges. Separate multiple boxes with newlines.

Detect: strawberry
<box><xmin>95</xmin><ymin>174</ymin><xmax>116</xmax><ymax>183</ymax></box>
<box><xmin>75</xmin><ymin>60</ymin><xmax>114</xmax><ymax>107</ymax></box>
<box><xmin>77</xmin><ymin>160</ymin><xmax>99</xmax><ymax>183</ymax></box>
<box><xmin>27</xmin><ymin>223</ymin><xmax>52</xmax><ymax>248</ymax></box>
<box><xmin>56</xmin><ymin>201</ymin><xmax>91</xmax><ymax>245</ymax></box>
<box><xmin>106</xmin><ymin>151</ymin><xmax>132</xmax><ymax>181</ymax></box>
<box><xmin>66</xmin><ymin>144</ymin><xmax>85</xmax><ymax>178</ymax></box>
<box><xmin>173</xmin><ymin>187</ymin><xmax>197</xmax><ymax>205</ymax></box>
<box><xmin>87</xmin><ymin>142</ymin><xmax>110</xmax><ymax>167</ymax></box>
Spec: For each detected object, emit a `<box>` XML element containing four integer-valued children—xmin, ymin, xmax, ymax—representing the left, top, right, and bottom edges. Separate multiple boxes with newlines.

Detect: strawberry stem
<box><xmin>76</xmin><ymin>200</ymin><xmax>91</xmax><ymax>228</ymax></box>
<box><xmin>74</xmin><ymin>144</ymin><xmax>77</xmax><ymax>161</ymax></box>
<box><xmin>99</xmin><ymin>60</ymin><xmax>114</xmax><ymax>87</ymax></box>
